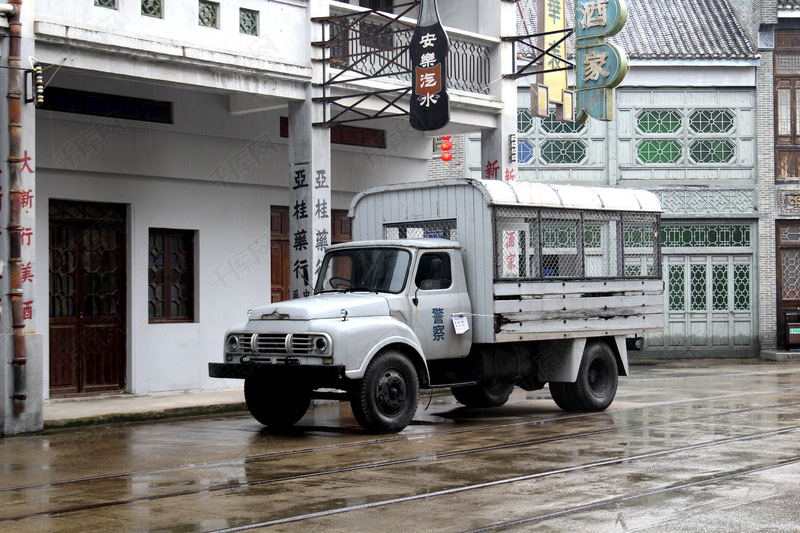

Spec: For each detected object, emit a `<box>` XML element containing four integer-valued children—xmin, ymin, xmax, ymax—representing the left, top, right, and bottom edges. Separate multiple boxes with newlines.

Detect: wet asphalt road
<box><xmin>2</xmin><ymin>359</ymin><xmax>800</xmax><ymax>532</ymax></box>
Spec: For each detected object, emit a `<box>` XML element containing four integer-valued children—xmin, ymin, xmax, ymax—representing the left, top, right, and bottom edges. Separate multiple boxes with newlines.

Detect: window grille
<box><xmin>636</xmin><ymin>110</ymin><xmax>682</xmax><ymax>134</ymax></box>
<box><xmin>240</xmin><ymin>8</ymin><xmax>259</xmax><ymax>36</ymax></box>
<box><xmin>517</xmin><ymin>109</ymin><xmax>535</xmax><ymax>134</ymax></box>
<box><xmin>384</xmin><ymin>220</ymin><xmax>458</xmax><ymax>242</ymax></box>
<box><xmin>95</xmin><ymin>0</ymin><xmax>117</xmax><ymax>8</ymax></box>
<box><xmin>690</xmin><ymin>265</ymin><xmax>707</xmax><ymax>311</ymax></box>
<box><xmin>661</xmin><ymin>224</ymin><xmax>751</xmax><ymax>248</ymax></box>
<box><xmin>493</xmin><ymin>206</ymin><xmax>660</xmax><ymax>280</ymax></box>
<box><xmin>518</xmin><ymin>139</ymin><xmax>535</xmax><ymax>164</ymax></box>
<box><xmin>734</xmin><ymin>265</ymin><xmax>750</xmax><ymax>310</ymax></box>
<box><xmin>669</xmin><ymin>265</ymin><xmax>685</xmax><ymax>311</ymax></box>
<box><xmin>783</xmin><ymin>250</ymin><xmax>800</xmax><ymax>299</ymax></box>
<box><xmin>541</xmin><ymin>113</ymin><xmax>586</xmax><ymax>134</ymax></box>
<box><xmin>780</xmin><ymin>224</ymin><xmax>800</xmax><ymax>243</ymax></box>
<box><xmin>142</xmin><ymin>0</ymin><xmax>162</xmax><ymax>18</ymax></box>
<box><xmin>689</xmin><ymin>139</ymin><xmax>735</xmax><ymax>164</ymax></box>
<box><xmin>149</xmin><ymin>229</ymin><xmax>195</xmax><ymax>322</ymax></box>
<box><xmin>541</xmin><ymin>139</ymin><xmax>587</xmax><ymax>164</ymax></box>
<box><xmin>689</xmin><ymin>110</ymin><xmax>734</xmax><ymax>134</ymax></box>
<box><xmin>199</xmin><ymin>1</ymin><xmax>219</xmax><ymax>28</ymax></box>
<box><xmin>637</xmin><ymin>140</ymin><xmax>682</xmax><ymax>164</ymax></box>
<box><xmin>712</xmin><ymin>264</ymin><xmax>727</xmax><ymax>310</ymax></box>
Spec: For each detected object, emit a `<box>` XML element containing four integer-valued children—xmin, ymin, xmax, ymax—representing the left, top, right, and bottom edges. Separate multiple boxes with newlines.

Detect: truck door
<box><xmin>410</xmin><ymin>251</ymin><xmax>472</xmax><ymax>359</ymax></box>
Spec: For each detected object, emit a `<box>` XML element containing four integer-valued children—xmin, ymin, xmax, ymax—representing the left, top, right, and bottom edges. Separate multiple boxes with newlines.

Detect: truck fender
<box><xmin>537</xmin><ymin>338</ymin><xmax>586</xmax><ymax>383</ymax></box>
<box><xmin>344</xmin><ymin>334</ymin><xmax>429</xmax><ymax>383</ymax></box>
<box><xmin>538</xmin><ymin>336</ymin><xmax>629</xmax><ymax>382</ymax></box>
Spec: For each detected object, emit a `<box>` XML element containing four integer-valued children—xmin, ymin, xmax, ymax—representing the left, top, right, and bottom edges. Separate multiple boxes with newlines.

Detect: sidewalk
<box><xmin>43</xmin><ymin>388</ymin><xmax>246</xmax><ymax>430</ymax></box>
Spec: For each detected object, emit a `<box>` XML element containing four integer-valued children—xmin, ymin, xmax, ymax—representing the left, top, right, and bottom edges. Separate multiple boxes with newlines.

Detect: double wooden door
<box><xmin>49</xmin><ymin>201</ymin><xmax>126</xmax><ymax>396</ymax></box>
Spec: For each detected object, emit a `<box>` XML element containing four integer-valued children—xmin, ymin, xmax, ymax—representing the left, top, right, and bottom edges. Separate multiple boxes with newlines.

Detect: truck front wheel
<box><xmin>244</xmin><ymin>377</ymin><xmax>311</xmax><ymax>429</ymax></box>
<box><xmin>451</xmin><ymin>379</ymin><xmax>514</xmax><ymax>408</ymax></box>
<box><xmin>351</xmin><ymin>350</ymin><xmax>419</xmax><ymax>434</ymax></box>
<box><xmin>549</xmin><ymin>341</ymin><xmax>618</xmax><ymax>412</ymax></box>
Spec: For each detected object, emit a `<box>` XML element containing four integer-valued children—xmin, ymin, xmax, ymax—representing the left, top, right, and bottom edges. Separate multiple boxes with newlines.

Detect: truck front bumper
<box><xmin>208</xmin><ymin>362</ymin><xmax>346</xmax><ymax>387</ymax></box>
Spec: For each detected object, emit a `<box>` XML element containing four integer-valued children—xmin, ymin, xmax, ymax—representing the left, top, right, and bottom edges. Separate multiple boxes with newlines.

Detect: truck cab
<box><xmin>210</xmin><ymin>239</ymin><xmax>473</xmax><ymax>433</ymax></box>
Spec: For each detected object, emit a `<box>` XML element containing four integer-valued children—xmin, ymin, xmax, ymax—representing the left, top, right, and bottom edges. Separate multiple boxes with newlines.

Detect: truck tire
<box><xmin>351</xmin><ymin>350</ymin><xmax>419</xmax><ymax>434</ymax></box>
<box><xmin>451</xmin><ymin>380</ymin><xmax>514</xmax><ymax>408</ymax></box>
<box><xmin>244</xmin><ymin>377</ymin><xmax>311</xmax><ymax>429</ymax></box>
<box><xmin>549</xmin><ymin>341</ymin><xmax>618</xmax><ymax>412</ymax></box>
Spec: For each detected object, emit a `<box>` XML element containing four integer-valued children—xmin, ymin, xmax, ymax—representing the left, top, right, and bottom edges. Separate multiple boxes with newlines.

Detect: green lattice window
<box><xmin>690</xmin><ymin>264</ymin><xmax>707</xmax><ymax>311</ymax></box>
<box><xmin>624</xmin><ymin>224</ymin><xmax>656</xmax><ymax>248</ymax></box>
<box><xmin>95</xmin><ymin>0</ymin><xmax>117</xmax><ymax>8</ymax></box>
<box><xmin>584</xmin><ymin>225</ymin><xmax>602</xmax><ymax>248</ymax></box>
<box><xmin>661</xmin><ymin>225</ymin><xmax>751</xmax><ymax>248</ymax></box>
<box><xmin>689</xmin><ymin>110</ymin><xmax>734</xmax><ymax>134</ymax></box>
<box><xmin>669</xmin><ymin>265</ymin><xmax>685</xmax><ymax>311</ymax></box>
<box><xmin>712</xmin><ymin>264</ymin><xmax>727</xmax><ymax>311</ymax></box>
<box><xmin>636</xmin><ymin>110</ymin><xmax>682</xmax><ymax>134</ymax></box>
<box><xmin>637</xmin><ymin>140</ymin><xmax>682</xmax><ymax>164</ymax></box>
<box><xmin>689</xmin><ymin>139</ymin><xmax>735</xmax><ymax>164</ymax></box>
<box><xmin>199</xmin><ymin>0</ymin><xmax>220</xmax><ymax>28</ymax></box>
<box><xmin>734</xmin><ymin>264</ymin><xmax>750</xmax><ymax>310</ymax></box>
<box><xmin>541</xmin><ymin>139</ymin><xmax>587</xmax><ymax>164</ymax></box>
<box><xmin>542</xmin><ymin>112</ymin><xmax>586</xmax><ymax>134</ymax></box>
<box><xmin>142</xmin><ymin>0</ymin><xmax>162</xmax><ymax>18</ymax></box>
<box><xmin>518</xmin><ymin>139</ymin><xmax>535</xmax><ymax>164</ymax></box>
<box><xmin>240</xmin><ymin>8</ymin><xmax>259</xmax><ymax>35</ymax></box>
<box><xmin>542</xmin><ymin>223</ymin><xmax>578</xmax><ymax>249</ymax></box>
<box><xmin>518</xmin><ymin>109</ymin><xmax>535</xmax><ymax>134</ymax></box>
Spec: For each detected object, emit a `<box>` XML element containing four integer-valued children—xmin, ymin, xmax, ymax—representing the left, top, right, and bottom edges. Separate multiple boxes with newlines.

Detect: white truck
<box><xmin>209</xmin><ymin>178</ymin><xmax>664</xmax><ymax>433</ymax></box>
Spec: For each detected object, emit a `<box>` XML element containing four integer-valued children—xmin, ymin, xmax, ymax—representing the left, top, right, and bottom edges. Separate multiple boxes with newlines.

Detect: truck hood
<box><xmin>249</xmin><ymin>293</ymin><xmax>391</xmax><ymax>321</ymax></box>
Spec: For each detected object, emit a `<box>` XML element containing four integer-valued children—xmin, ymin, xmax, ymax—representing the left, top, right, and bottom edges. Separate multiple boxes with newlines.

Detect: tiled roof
<box><xmin>778</xmin><ymin>0</ymin><xmax>800</xmax><ymax>9</ymax></box>
<box><xmin>517</xmin><ymin>0</ymin><xmax>757</xmax><ymax>60</ymax></box>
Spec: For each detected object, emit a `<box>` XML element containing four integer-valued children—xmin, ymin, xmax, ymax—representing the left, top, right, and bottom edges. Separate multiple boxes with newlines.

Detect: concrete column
<box><xmin>286</xmin><ymin>0</ymin><xmax>331</xmax><ymax>298</ymax></box>
<box><xmin>480</xmin><ymin>0</ymin><xmax>518</xmax><ymax>182</ymax></box>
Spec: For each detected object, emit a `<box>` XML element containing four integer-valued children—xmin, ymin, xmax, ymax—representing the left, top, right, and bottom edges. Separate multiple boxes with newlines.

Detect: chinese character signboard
<box><xmin>575</xmin><ymin>0</ymin><xmax>629</xmax><ymax>122</ymax></box>
<box><xmin>538</xmin><ymin>0</ymin><xmax>569</xmax><ymax>105</ymax></box>
<box><xmin>409</xmin><ymin>0</ymin><xmax>450</xmax><ymax>131</ymax></box>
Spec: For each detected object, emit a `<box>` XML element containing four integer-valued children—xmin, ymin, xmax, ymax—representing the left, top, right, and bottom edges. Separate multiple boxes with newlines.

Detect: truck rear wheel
<box><xmin>351</xmin><ymin>350</ymin><xmax>419</xmax><ymax>434</ymax></box>
<box><xmin>244</xmin><ymin>377</ymin><xmax>311</xmax><ymax>429</ymax></box>
<box><xmin>451</xmin><ymin>379</ymin><xmax>514</xmax><ymax>408</ymax></box>
<box><xmin>549</xmin><ymin>341</ymin><xmax>618</xmax><ymax>412</ymax></box>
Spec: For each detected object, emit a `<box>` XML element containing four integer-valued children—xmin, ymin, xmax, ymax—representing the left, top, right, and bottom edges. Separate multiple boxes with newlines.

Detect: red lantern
<box><xmin>440</xmin><ymin>136</ymin><xmax>452</xmax><ymax>140</ymax></box>
<box><xmin>441</xmin><ymin>151</ymin><xmax>453</xmax><ymax>163</ymax></box>
<box><xmin>440</xmin><ymin>140</ymin><xmax>453</xmax><ymax>152</ymax></box>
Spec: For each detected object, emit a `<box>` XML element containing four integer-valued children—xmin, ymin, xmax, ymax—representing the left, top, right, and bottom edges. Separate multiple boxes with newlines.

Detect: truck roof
<box><xmin>327</xmin><ymin>238</ymin><xmax>460</xmax><ymax>251</ymax></box>
<box><xmin>350</xmin><ymin>178</ymin><xmax>663</xmax><ymax>214</ymax></box>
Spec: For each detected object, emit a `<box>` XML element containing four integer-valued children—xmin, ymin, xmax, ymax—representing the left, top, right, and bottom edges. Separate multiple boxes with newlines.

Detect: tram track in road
<box><xmin>3</xmin><ymin>391</ymin><xmax>800</xmax><ymax>525</ymax></box>
<box><xmin>4</xmin><ymin>383</ymin><xmax>800</xmax><ymax>497</ymax></box>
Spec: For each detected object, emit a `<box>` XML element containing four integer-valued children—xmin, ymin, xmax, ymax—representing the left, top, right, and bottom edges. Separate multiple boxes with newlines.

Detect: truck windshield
<box><xmin>315</xmin><ymin>248</ymin><xmax>411</xmax><ymax>294</ymax></box>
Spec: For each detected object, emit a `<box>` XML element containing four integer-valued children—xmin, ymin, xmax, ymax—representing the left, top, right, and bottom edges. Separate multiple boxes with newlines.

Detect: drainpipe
<box><xmin>5</xmin><ymin>0</ymin><xmax>25</xmax><ymax>415</ymax></box>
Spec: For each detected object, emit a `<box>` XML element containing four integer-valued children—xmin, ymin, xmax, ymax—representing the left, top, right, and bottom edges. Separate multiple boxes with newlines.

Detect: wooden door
<box><xmin>270</xmin><ymin>206</ymin><xmax>352</xmax><ymax>303</ymax></box>
<box><xmin>49</xmin><ymin>202</ymin><xmax>126</xmax><ymax>396</ymax></box>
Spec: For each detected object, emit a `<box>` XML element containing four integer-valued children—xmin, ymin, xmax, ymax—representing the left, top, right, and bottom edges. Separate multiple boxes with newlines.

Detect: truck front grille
<box><xmin>232</xmin><ymin>333</ymin><xmax>316</xmax><ymax>358</ymax></box>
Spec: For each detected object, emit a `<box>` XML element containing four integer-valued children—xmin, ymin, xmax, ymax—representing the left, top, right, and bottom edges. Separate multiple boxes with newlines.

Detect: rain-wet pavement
<box><xmin>2</xmin><ymin>358</ymin><xmax>800</xmax><ymax>532</ymax></box>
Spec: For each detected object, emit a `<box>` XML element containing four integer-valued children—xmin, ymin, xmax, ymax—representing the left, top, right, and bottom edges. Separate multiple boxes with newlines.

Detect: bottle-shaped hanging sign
<box><xmin>409</xmin><ymin>0</ymin><xmax>450</xmax><ymax>131</ymax></box>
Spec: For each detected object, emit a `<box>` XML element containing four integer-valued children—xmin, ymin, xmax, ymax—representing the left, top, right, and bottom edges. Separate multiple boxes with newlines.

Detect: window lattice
<box><xmin>783</xmin><ymin>250</ymin><xmax>800</xmax><ymax>300</ymax></box>
<box><xmin>691</xmin><ymin>264</ymin><xmax>707</xmax><ymax>311</ymax></box>
<box><xmin>541</xmin><ymin>139</ymin><xmax>587</xmax><ymax>164</ymax></box>
<box><xmin>518</xmin><ymin>139</ymin><xmax>535</xmax><ymax>164</ymax></box>
<box><xmin>778</xmin><ymin>88</ymin><xmax>792</xmax><ymax>136</ymax></box>
<box><xmin>518</xmin><ymin>109</ymin><xmax>535</xmax><ymax>134</ymax></box>
<box><xmin>780</xmin><ymin>225</ymin><xmax>800</xmax><ymax>244</ymax></box>
<box><xmin>636</xmin><ymin>110</ymin><xmax>682</xmax><ymax>134</ymax></box>
<box><xmin>95</xmin><ymin>0</ymin><xmax>117</xmax><ymax>8</ymax></box>
<box><xmin>689</xmin><ymin>139</ymin><xmax>735</xmax><ymax>164</ymax></box>
<box><xmin>669</xmin><ymin>265</ymin><xmax>685</xmax><ymax>311</ymax></box>
<box><xmin>734</xmin><ymin>264</ymin><xmax>750</xmax><ymax>310</ymax></box>
<box><xmin>689</xmin><ymin>110</ymin><xmax>734</xmax><ymax>134</ymax></box>
<box><xmin>542</xmin><ymin>112</ymin><xmax>586</xmax><ymax>134</ymax></box>
<box><xmin>662</xmin><ymin>225</ymin><xmax>751</xmax><ymax>248</ymax></box>
<box><xmin>240</xmin><ymin>8</ymin><xmax>259</xmax><ymax>35</ymax></box>
<box><xmin>384</xmin><ymin>220</ymin><xmax>458</xmax><ymax>241</ymax></box>
<box><xmin>149</xmin><ymin>229</ymin><xmax>195</xmax><ymax>322</ymax></box>
<box><xmin>777</xmin><ymin>55</ymin><xmax>800</xmax><ymax>75</ymax></box>
<box><xmin>199</xmin><ymin>1</ymin><xmax>220</xmax><ymax>28</ymax></box>
<box><xmin>142</xmin><ymin>0</ymin><xmax>162</xmax><ymax>18</ymax></box>
<box><xmin>712</xmin><ymin>264</ymin><xmax>727</xmax><ymax>311</ymax></box>
<box><xmin>637</xmin><ymin>140</ymin><xmax>682</xmax><ymax>164</ymax></box>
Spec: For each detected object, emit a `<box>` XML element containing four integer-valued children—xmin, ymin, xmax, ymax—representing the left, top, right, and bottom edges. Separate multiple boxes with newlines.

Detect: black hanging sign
<box><xmin>409</xmin><ymin>0</ymin><xmax>450</xmax><ymax>131</ymax></box>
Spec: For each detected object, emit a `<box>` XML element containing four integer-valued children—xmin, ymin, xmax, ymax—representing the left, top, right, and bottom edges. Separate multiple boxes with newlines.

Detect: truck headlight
<box><xmin>226</xmin><ymin>335</ymin><xmax>240</xmax><ymax>353</ymax></box>
<box><xmin>314</xmin><ymin>336</ymin><xmax>329</xmax><ymax>354</ymax></box>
